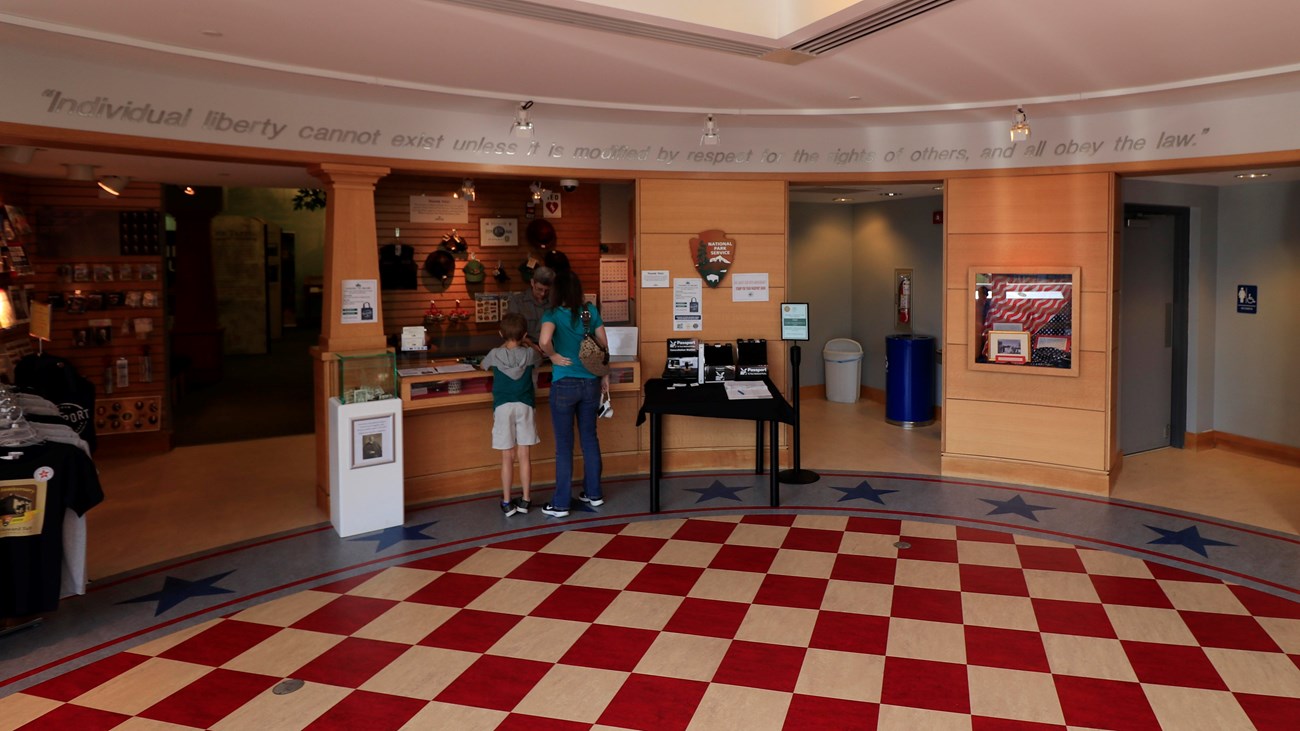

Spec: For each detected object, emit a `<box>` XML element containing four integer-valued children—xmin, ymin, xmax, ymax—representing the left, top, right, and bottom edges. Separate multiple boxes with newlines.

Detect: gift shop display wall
<box><xmin>0</xmin><ymin>174</ymin><xmax>168</xmax><ymax>450</ymax></box>
<box><xmin>372</xmin><ymin>176</ymin><xmax>605</xmax><ymax>348</ymax></box>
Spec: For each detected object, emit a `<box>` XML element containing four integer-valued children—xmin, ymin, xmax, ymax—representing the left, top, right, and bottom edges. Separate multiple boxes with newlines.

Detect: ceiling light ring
<box><xmin>97</xmin><ymin>175</ymin><xmax>130</xmax><ymax>196</ymax></box>
<box><xmin>700</xmin><ymin>114</ymin><xmax>721</xmax><ymax>146</ymax></box>
<box><xmin>510</xmin><ymin>100</ymin><xmax>535</xmax><ymax>138</ymax></box>
<box><xmin>1009</xmin><ymin>105</ymin><xmax>1031</xmax><ymax>142</ymax></box>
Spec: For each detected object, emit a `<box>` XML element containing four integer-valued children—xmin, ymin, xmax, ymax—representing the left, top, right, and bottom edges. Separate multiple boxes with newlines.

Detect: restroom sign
<box><xmin>1236</xmin><ymin>285</ymin><xmax>1257</xmax><ymax>314</ymax></box>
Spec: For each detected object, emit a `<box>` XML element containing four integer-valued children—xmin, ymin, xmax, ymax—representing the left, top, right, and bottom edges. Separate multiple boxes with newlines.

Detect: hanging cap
<box><xmin>463</xmin><ymin>258</ymin><xmax>485</xmax><ymax>283</ymax></box>
<box><xmin>525</xmin><ymin>219</ymin><xmax>557</xmax><ymax>250</ymax></box>
<box><xmin>423</xmin><ymin>250</ymin><xmax>456</xmax><ymax>283</ymax></box>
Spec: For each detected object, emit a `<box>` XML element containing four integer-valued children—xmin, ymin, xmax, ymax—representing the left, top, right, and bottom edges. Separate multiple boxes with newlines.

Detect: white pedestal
<box><xmin>328</xmin><ymin>397</ymin><xmax>405</xmax><ymax>537</ymax></box>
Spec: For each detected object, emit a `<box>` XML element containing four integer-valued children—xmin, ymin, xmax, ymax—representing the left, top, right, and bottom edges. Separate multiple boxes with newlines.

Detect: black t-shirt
<box><xmin>0</xmin><ymin>442</ymin><xmax>104</xmax><ymax>617</ymax></box>
<box><xmin>14</xmin><ymin>354</ymin><xmax>97</xmax><ymax>453</ymax></box>
<box><xmin>378</xmin><ymin>243</ymin><xmax>418</xmax><ymax>289</ymax></box>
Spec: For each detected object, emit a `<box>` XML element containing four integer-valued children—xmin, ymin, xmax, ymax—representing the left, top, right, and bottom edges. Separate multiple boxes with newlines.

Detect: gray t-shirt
<box><xmin>506</xmin><ymin>291</ymin><xmax>549</xmax><ymax>342</ymax></box>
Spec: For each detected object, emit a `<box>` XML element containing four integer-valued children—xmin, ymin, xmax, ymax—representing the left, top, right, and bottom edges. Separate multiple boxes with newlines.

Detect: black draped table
<box><xmin>635</xmin><ymin>378</ymin><xmax>796</xmax><ymax>512</ymax></box>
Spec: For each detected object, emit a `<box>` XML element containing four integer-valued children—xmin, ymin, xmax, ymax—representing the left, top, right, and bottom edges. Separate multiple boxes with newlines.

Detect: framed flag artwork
<box><xmin>970</xmin><ymin>267</ymin><xmax>1079</xmax><ymax>376</ymax></box>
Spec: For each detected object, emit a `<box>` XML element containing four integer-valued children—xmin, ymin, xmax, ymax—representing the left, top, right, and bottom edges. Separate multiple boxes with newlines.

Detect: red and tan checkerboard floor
<box><xmin>4</xmin><ymin>513</ymin><xmax>1298</xmax><ymax>730</ymax></box>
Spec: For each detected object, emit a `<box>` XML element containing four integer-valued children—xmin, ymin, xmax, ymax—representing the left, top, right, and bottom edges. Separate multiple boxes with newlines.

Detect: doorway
<box><xmin>1119</xmin><ymin>204</ymin><xmax>1189</xmax><ymax>454</ymax></box>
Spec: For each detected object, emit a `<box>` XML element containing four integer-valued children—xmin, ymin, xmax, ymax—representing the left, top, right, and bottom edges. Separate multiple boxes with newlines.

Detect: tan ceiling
<box><xmin>1</xmin><ymin>0</ymin><xmax>1298</xmax><ymax>189</ymax></box>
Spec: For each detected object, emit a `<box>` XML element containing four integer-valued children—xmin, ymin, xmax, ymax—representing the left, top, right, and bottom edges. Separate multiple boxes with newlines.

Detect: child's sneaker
<box><xmin>541</xmin><ymin>503</ymin><xmax>569</xmax><ymax>518</ymax></box>
<box><xmin>513</xmin><ymin>498</ymin><xmax>531</xmax><ymax>514</ymax></box>
<box><xmin>578</xmin><ymin>492</ymin><xmax>604</xmax><ymax>507</ymax></box>
<box><xmin>500</xmin><ymin>501</ymin><xmax>518</xmax><ymax>517</ymax></box>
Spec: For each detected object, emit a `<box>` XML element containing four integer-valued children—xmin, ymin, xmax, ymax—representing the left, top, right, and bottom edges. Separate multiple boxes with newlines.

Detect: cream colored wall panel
<box><xmin>1079</xmin><ymin>291</ymin><xmax>1108</xmax><ymax>352</ymax></box>
<box><xmin>947</xmin><ymin>174</ymin><xmax>1112</xmax><ymax>234</ymax></box>
<box><xmin>638</xmin><ymin>288</ymin><xmax>785</xmax><ymax>343</ymax></box>
<box><xmin>660</xmin><ymin>413</ymin><xmax>764</xmax><ymax>450</ymax></box>
<box><xmin>639</xmin><ymin>179</ymin><xmax>787</xmax><ymax>234</ymax></box>
<box><xmin>946</xmin><ymin>288</ymin><xmax>969</xmax><ymax>345</ymax></box>
<box><xmin>945</xmin><ymin>399</ymin><xmax>1106</xmax><ymax>470</ymax></box>
<box><xmin>945</xmin><ymin>346</ymin><xmax>1108</xmax><ymax>411</ymax></box>
<box><xmin>638</xmin><ymin>233</ymin><xmax>787</xmax><ymax>287</ymax></box>
<box><xmin>941</xmin><ymin>455</ymin><xmax>1111</xmax><ymax>495</ymax></box>
<box><xmin>946</xmin><ymin>233</ymin><xmax>1111</xmax><ymax>291</ymax></box>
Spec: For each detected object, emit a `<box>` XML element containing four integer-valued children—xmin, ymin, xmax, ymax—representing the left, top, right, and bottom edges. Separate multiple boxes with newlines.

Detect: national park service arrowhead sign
<box><xmin>690</xmin><ymin>229</ymin><xmax>735</xmax><ymax>288</ymax></box>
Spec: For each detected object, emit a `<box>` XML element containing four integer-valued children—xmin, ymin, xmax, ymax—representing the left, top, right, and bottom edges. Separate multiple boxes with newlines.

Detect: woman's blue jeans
<box><xmin>549</xmin><ymin>377</ymin><xmax>602</xmax><ymax>509</ymax></box>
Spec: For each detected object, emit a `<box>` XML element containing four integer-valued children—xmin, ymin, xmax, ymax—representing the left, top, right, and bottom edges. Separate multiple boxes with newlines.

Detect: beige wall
<box><xmin>942</xmin><ymin>173</ymin><xmax>1119</xmax><ymax>494</ymax></box>
<box><xmin>636</xmin><ymin>178</ymin><xmax>790</xmax><ymax>469</ymax></box>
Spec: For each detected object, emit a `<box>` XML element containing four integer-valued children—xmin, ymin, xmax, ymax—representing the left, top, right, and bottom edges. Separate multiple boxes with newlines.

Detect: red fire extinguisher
<box><xmin>898</xmin><ymin>275</ymin><xmax>911</xmax><ymax>324</ymax></box>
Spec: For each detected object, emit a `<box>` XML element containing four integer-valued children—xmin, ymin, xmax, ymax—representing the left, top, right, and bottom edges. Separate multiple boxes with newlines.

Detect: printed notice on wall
<box><xmin>29</xmin><ymin>301</ymin><xmax>52</xmax><ymax>341</ymax></box>
<box><xmin>642</xmin><ymin>270</ymin><xmax>670</xmax><ymax>288</ymax></box>
<box><xmin>673</xmin><ymin>278</ymin><xmax>703</xmax><ymax>331</ymax></box>
<box><xmin>732</xmin><ymin>273</ymin><xmax>769</xmax><ymax>302</ymax></box>
<box><xmin>341</xmin><ymin>279</ymin><xmax>378</xmax><ymax>323</ymax></box>
<box><xmin>409</xmin><ymin>195</ymin><xmax>468</xmax><ymax>224</ymax></box>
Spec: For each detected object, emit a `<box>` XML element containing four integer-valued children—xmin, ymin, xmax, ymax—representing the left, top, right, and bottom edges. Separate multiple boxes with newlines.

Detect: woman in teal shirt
<box><xmin>538</xmin><ymin>271</ymin><xmax>608</xmax><ymax>517</ymax></box>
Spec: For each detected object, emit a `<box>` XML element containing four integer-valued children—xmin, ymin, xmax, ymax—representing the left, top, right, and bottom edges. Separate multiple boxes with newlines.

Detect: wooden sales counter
<box><xmin>398</xmin><ymin>359</ymin><xmax>643</xmax><ymax>504</ymax></box>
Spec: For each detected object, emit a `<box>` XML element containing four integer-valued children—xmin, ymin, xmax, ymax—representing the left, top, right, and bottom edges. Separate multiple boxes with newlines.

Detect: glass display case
<box><xmin>399</xmin><ymin>360</ymin><xmax>639</xmax><ymax>409</ymax></box>
<box><xmin>337</xmin><ymin>351</ymin><xmax>398</xmax><ymax>403</ymax></box>
<box><xmin>969</xmin><ymin>267</ymin><xmax>1079</xmax><ymax>377</ymax></box>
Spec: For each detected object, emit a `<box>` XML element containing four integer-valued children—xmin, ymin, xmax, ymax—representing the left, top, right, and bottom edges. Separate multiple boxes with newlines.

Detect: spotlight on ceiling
<box><xmin>510</xmin><ymin>101</ymin><xmax>535</xmax><ymax>138</ymax></box>
<box><xmin>1</xmin><ymin>146</ymin><xmax>36</xmax><ymax>164</ymax></box>
<box><xmin>64</xmin><ymin>163</ymin><xmax>97</xmax><ymax>181</ymax></box>
<box><xmin>455</xmin><ymin>179</ymin><xmax>476</xmax><ymax>201</ymax></box>
<box><xmin>1009</xmin><ymin>106</ymin><xmax>1031</xmax><ymax>142</ymax></box>
<box><xmin>97</xmin><ymin>176</ymin><xmax>129</xmax><ymax>196</ymax></box>
<box><xmin>183</xmin><ymin>186</ymin><xmax>196</xmax><ymax>195</ymax></box>
<box><xmin>700</xmin><ymin>114</ymin><xmax>720</xmax><ymax>146</ymax></box>
<box><xmin>1234</xmin><ymin>172</ymin><xmax>1271</xmax><ymax>180</ymax></box>
<box><xmin>832</xmin><ymin>197</ymin><xmax>852</xmax><ymax>203</ymax></box>
<box><xmin>881</xmin><ymin>192</ymin><xmax>900</xmax><ymax>198</ymax></box>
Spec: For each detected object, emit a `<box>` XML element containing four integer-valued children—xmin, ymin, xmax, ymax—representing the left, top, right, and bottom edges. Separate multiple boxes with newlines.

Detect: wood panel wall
<box><xmin>372</xmin><ymin>177</ymin><xmax>602</xmax><ymax>340</ymax></box>
<box><xmin>636</xmin><ymin>179</ymin><xmax>790</xmax><ymax>467</ymax></box>
<box><xmin>942</xmin><ymin>173</ymin><xmax>1118</xmax><ymax>494</ymax></box>
<box><xmin>1</xmin><ymin>177</ymin><xmax>168</xmax><ymax>450</ymax></box>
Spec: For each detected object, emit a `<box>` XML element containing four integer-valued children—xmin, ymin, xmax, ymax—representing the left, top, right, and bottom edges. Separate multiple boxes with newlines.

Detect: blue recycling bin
<box><xmin>885</xmin><ymin>334</ymin><xmax>935</xmax><ymax>427</ymax></box>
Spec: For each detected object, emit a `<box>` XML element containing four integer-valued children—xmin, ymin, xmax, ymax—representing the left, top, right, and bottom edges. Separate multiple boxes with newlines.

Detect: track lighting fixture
<box><xmin>97</xmin><ymin>176</ymin><xmax>129</xmax><ymax>196</ymax></box>
<box><xmin>510</xmin><ymin>101</ymin><xmax>535</xmax><ymax>138</ymax></box>
<box><xmin>1</xmin><ymin>146</ymin><xmax>36</xmax><ymax>164</ymax></box>
<box><xmin>64</xmin><ymin>163</ymin><xmax>97</xmax><ymax>181</ymax></box>
<box><xmin>701</xmin><ymin>114</ymin><xmax>720</xmax><ymax>146</ymax></box>
<box><xmin>455</xmin><ymin>179</ymin><xmax>476</xmax><ymax>201</ymax></box>
<box><xmin>1009</xmin><ymin>106</ymin><xmax>1030</xmax><ymax>142</ymax></box>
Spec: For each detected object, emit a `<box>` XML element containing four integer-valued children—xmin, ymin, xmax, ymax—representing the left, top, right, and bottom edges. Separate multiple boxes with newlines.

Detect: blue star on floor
<box><xmin>684</xmin><ymin>480</ymin><xmax>753</xmax><ymax>503</ymax></box>
<box><xmin>349</xmin><ymin>521</ymin><xmax>438</xmax><ymax>552</ymax></box>
<box><xmin>980</xmin><ymin>495</ymin><xmax>1056</xmax><ymax>522</ymax></box>
<box><xmin>1145</xmin><ymin>524</ymin><xmax>1235</xmax><ymax>557</ymax></box>
<box><xmin>829</xmin><ymin>480</ymin><xmax>898</xmax><ymax>504</ymax></box>
<box><xmin>118</xmin><ymin>571</ymin><xmax>237</xmax><ymax>616</ymax></box>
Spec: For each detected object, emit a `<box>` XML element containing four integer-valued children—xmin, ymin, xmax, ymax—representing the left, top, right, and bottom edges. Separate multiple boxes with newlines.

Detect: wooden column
<box><xmin>309</xmin><ymin>163</ymin><xmax>390</xmax><ymax>352</ymax></box>
<box><xmin>941</xmin><ymin>172</ymin><xmax>1119</xmax><ymax>494</ymax></box>
<box><xmin>307</xmin><ymin>163</ymin><xmax>390</xmax><ymax>507</ymax></box>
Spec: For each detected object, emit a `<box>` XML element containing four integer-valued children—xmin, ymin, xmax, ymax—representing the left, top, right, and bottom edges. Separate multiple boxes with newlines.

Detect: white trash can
<box><xmin>823</xmin><ymin>338</ymin><xmax>863</xmax><ymax>403</ymax></box>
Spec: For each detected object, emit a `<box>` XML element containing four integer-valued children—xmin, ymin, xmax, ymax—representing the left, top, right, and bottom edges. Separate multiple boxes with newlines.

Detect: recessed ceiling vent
<box><xmin>433</xmin><ymin>0</ymin><xmax>774</xmax><ymax>57</ymax></box>
<box><xmin>791</xmin><ymin>0</ymin><xmax>960</xmax><ymax>56</ymax></box>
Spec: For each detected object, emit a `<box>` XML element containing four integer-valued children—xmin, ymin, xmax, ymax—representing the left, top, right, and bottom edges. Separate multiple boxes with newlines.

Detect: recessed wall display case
<box><xmin>969</xmin><ymin>267</ymin><xmax>1079</xmax><ymax>377</ymax></box>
